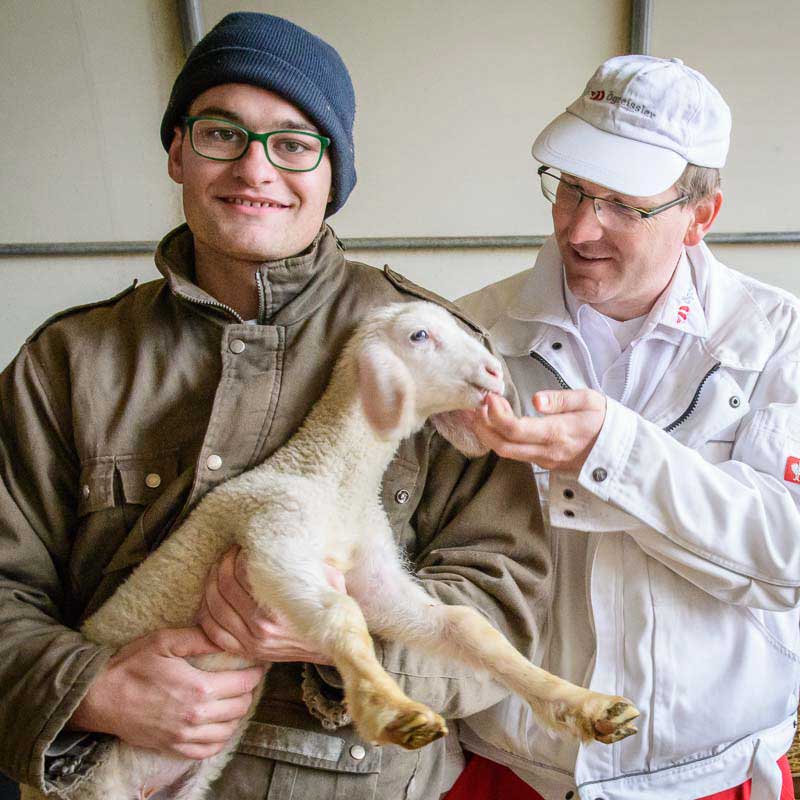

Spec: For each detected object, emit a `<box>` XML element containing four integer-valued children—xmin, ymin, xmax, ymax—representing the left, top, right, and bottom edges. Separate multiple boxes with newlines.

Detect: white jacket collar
<box><xmin>489</xmin><ymin>236</ymin><xmax>774</xmax><ymax>372</ymax></box>
<box><xmin>686</xmin><ymin>241</ymin><xmax>774</xmax><ymax>371</ymax></box>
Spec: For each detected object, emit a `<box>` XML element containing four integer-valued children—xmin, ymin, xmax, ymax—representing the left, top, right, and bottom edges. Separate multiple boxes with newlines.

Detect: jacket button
<box><xmin>349</xmin><ymin>744</ymin><xmax>366</xmax><ymax>760</ymax></box>
<box><xmin>564</xmin><ymin>509</ymin><xmax>575</xmax><ymax>518</ymax></box>
<box><xmin>563</xmin><ymin>489</ymin><xmax>574</xmax><ymax>499</ymax></box>
<box><xmin>395</xmin><ymin>489</ymin><xmax>410</xmax><ymax>504</ymax></box>
<box><xmin>230</xmin><ymin>339</ymin><xmax>246</xmax><ymax>354</ymax></box>
<box><xmin>566</xmin><ymin>793</ymin><xmax>574</xmax><ymax>799</ymax></box>
<box><xmin>145</xmin><ymin>472</ymin><xmax>162</xmax><ymax>489</ymax></box>
<box><xmin>81</xmin><ymin>485</ymin><xmax>91</xmax><ymax>499</ymax></box>
<box><xmin>552</xmin><ymin>341</ymin><xmax>563</xmax><ymax>350</ymax></box>
<box><xmin>592</xmin><ymin>467</ymin><xmax>608</xmax><ymax>482</ymax></box>
<box><xmin>207</xmin><ymin>454</ymin><xmax>223</xmax><ymax>471</ymax></box>
<box><xmin>729</xmin><ymin>396</ymin><xmax>741</xmax><ymax>408</ymax></box>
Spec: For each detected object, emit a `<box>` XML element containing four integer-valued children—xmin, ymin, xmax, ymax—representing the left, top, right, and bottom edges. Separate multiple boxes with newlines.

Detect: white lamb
<box><xmin>28</xmin><ymin>301</ymin><xmax>638</xmax><ymax>800</ymax></box>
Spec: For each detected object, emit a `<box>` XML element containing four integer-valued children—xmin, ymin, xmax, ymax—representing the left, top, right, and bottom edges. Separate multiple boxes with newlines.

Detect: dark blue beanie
<box><xmin>161</xmin><ymin>12</ymin><xmax>356</xmax><ymax>216</ymax></box>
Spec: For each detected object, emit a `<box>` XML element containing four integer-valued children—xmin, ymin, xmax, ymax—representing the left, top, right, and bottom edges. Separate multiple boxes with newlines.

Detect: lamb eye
<box><xmin>409</xmin><ymin>329</ymin><xmax>429</xmax><ymax>343</ymax></box>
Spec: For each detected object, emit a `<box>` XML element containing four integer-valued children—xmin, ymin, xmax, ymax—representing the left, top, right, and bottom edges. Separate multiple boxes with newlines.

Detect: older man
<box><xmin>0</xmin><ymin>13</ymin><xmax>547</xmax><ymax>799</ymax></box>
<box><xmin>452</xmin><ymin>56</ymin><xmax>800</xmax><ymax>800</ymax></box>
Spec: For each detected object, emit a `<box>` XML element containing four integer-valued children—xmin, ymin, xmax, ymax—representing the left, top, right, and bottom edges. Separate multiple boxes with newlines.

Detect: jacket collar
<box><xmin>685</xmin><ymin>241</ymin><xmax>775</xmax><ymax>371</ymax></box>
<box><xmin>155</xmin><ymin>223</ymin><xmax>347</xmax><ymax>325</ymax></box>
<box><xmin>490</xmin><ymin>236</ymin><xmax>774</xmax><ymax>372</ymax></box>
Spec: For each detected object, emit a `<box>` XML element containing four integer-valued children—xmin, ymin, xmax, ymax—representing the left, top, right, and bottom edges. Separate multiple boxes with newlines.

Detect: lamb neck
<box><xmin>257</xmin><ymin>356</ymin><xmax>405</xmax><ymax>493</ymax></box>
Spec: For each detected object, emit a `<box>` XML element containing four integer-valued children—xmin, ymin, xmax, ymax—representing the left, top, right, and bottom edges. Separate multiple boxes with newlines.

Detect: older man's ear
<box><xmin>683</xmin><ymin>190</ymin><xmax>723</xmax><ymax>247</ymax></box>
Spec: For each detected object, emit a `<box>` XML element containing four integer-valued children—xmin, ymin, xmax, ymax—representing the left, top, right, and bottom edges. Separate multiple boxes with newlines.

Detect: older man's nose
<box><xmin>568</xmin><ymin>197</ymin><xmax>604</xmax><ymax>244</ymax></box>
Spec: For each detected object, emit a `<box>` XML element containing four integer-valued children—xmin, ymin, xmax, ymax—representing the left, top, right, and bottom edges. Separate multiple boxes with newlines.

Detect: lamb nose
<box><xmin>485</xmin><ymin>364</ymin><xmax>501</xmax><ymax>379</ymax></box>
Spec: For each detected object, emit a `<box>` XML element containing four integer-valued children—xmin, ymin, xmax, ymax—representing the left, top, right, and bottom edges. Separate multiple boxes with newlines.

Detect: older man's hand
<box><xmin>473</xmin><ymin>390</ymin><xmax>607</xmax><ymax>474</ymax></box>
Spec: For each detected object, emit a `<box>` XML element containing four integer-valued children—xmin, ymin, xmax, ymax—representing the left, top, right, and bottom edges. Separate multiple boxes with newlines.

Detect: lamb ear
<box><xmin>357</xmin><ymin>342</ymin><xmax>415</xmax><ymax>439</ymax></box>
<box><xmin>430</xmin><ymin>410</ymin><xmax>490</xmax><ymax>458</ymax></box>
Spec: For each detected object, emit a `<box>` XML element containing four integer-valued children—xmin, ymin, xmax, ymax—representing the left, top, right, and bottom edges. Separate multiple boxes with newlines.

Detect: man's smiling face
<box><xmin>168</xmin><ymin>83</ymin><xmax>332</xmax><ymax>263</ymax></box>
<box><xmin>552</xmin><ymin>175</ymin><xmax>693</xmax><ymax>320</ymax></box>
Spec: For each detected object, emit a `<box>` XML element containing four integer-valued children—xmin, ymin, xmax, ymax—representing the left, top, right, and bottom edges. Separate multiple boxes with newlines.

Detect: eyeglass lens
<box><xmin>540</xmin><ymin>170</ymin><xmax>644</xmax><ymax>229</ymax></box>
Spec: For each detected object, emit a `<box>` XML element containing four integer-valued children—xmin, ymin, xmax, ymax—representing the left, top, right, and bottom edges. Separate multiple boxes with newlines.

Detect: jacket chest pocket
<box><xmin>77</xmin><ymin>451</ymin><xmax>180</xmax><ymax>517</ymax></box>
<box><xmin>72</xmin><ymin>451</ymin><xmax>180</xmax><ymax>602</ymax></box>
<box><xmin>696</xmin><ymin>438</ymin><xmax>735</xmax><ymax>464</ymax></box>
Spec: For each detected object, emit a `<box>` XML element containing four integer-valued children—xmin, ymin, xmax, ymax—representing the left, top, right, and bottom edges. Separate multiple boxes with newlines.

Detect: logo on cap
<box><xmin>589</xmin><ymin>90</ymin><xmax>606</xmax><ymax>101</ymax></box>
<box><xmin>784</xmin><ymin>456</ymin><xmax>800</xmax><ymax>484</ymax></box>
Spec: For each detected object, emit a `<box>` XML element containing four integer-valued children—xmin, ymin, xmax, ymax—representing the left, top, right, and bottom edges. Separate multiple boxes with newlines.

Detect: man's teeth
<box><xmin>225</xmin><ymin>198</ymin><xmax>285</xmax><ymax>208</ymax></box>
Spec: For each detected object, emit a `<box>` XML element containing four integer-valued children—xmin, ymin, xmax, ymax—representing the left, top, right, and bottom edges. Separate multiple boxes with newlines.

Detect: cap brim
<box><xmin>532</xmin><ymin>112</ymin><xmax>687</xmax><ymax>197</ymax></box>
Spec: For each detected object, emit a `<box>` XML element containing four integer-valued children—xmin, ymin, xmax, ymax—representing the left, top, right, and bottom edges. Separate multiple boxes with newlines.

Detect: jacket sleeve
<box><xmin>376</xmin><ymin>428</ymin><xmax>551</xmax><ymax>719</ymax></box>
<box><xmin>0</xmin><ymin>343</ymin><xmax>112</xmax><ymax>788</ymax></box>
<box><xmin>572</xmin><ymin>351</ymin><xmax>800</xmax><ymax>611</ymax></box>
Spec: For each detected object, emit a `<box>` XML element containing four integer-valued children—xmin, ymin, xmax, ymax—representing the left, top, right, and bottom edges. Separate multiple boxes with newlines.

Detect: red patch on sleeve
<box><xmin>785</xmin><ymin>456</ymin><xmax>800</xmax><ymax>483</ymax></box>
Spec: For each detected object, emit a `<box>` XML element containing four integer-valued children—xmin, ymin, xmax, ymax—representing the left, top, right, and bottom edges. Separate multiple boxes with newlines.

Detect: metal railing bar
<box><xmin>1</xmin><ymin>231</ymin><xmax>799</xmax><ymax>258</ymax></box>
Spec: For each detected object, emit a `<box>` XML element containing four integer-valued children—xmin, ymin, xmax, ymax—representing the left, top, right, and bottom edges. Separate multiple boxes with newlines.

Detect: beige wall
<box><xmin>2</xmin><ymin>0</ymin><xmax>798</xmax><ymax>370</ymax></box>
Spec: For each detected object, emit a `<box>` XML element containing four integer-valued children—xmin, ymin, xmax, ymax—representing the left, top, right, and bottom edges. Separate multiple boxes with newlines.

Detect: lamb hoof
<box><xmin>382</xmin><ymin>707</ymin><xmax>448</xmax><ymax>750</ymax></box>
<box><xmin>590</xmin><ymin>698</ymin><xmax>640</xmax><ymax>744</ymax></box>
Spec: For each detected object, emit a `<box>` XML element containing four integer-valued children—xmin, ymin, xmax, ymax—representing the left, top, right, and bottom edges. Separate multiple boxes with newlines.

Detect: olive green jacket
<box><xmin>0</xmin><ymin>225</ymin><xmax>549</xmax><ymax>800</ymax></box>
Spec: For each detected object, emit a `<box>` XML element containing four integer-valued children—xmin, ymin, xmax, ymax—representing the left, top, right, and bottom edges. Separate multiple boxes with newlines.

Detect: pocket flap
<box><xmin>237</xmin><ymin>722</ymin><xmax>381</xmax><ymax>774</ymax></box>
<box><xmin>76</xmin><ymin>458</ymin><xmax>115</xmax><ymax>516</ymax></box>
<box><xmin>381</xmin><ymin>455</ymin><xmax>419</xmax><ymax>525</ymax></box>
<box><xmin>115</xmin><ymin>451</ymin><xmax>179</xmax><ymax>506</ymax></box>
<box><xmin>77</xmin><ymin>452</ymin><xmax>179</xmax><ymax>517</ymax></box>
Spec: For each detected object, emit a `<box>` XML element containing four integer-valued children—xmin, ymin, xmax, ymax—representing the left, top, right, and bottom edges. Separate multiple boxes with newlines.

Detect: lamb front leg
<box><xmin>350</xmin><ymin>547</ymin><xmax>639</xmax><ymax>744</ymax></box>
<box><xmin>244</xmin><ymin>555</ymin><xmax>448</xmax><ymax>750</ymax></box>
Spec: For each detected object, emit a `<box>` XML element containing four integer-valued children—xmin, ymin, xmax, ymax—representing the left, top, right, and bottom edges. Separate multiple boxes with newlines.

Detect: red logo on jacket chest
<box><xmin>785</xmin><ymin>456</ymin><xmax>800</xmax><ymax>483</ymax></box>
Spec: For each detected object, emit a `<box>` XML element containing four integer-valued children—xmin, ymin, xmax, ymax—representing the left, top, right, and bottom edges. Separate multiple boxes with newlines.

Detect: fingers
<box><xmin>473</xmin><ymin>394</ymin><xmax>551</xmax><ymax>458</ymax></box>
<box><xmin>473</xmin><ymin>390</ymin><xmax>606</xmax><ymax>472</ymax></box>
<box><xmin>171</xmin><ymin>742</ymin><xmax>229</xmax><ymax>760</ymax></box>
<box><xmin>232</xmin><ymin>545</ymin><xmax>254</xmax><ymax>593</ymax></box>
<box><xmin>182</xmin><ymin>693</ymin><xmax>255</xmax><ymax>727</ymax></box>
<box><xmin>201</xmin><ymin>664</ymin><xmax>265</xmax><ymax>701</ymax></box>
<box><xmin>169</xmin><ymin>719</ymin><xmax>247</xmax><ymax>760</ymax></box>
<box><xmin>197</xmin><ymin>593</ymin><xmax>246</xmax><ymax>656</ymax></box>
<box><xmin>534</xmin><ymin>389</ymin><xmax>605</xmax><ymax>415</ymax></box>
<box><xmin>201</xmin><ymin>560</ymin><xmax>260</xmax><ymax>648</ymax></box>
<box><xmin>151</xmin><ymin>626</ymin><xmax>222</xmax><ymax>659</ymax></box>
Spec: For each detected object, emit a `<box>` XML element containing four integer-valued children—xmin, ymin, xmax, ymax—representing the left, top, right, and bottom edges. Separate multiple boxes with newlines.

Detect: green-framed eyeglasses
<box><xmin>183</xmin><ymin>116</ymin><xmax>331</xmax><ymax>172</ymax></box>
<box><xmin>538</xmin><ymin>165</ymin><xmax>689</xmax><ymax>231</ymax></box>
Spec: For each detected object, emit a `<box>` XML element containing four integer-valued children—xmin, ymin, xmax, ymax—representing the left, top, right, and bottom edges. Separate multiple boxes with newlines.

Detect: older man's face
<box><xmin>168</xmin><ymin>83</ymin><xmax>332</xmax><ymax>263</ymax></box>
<box><xmin>552</xmin><ymin>176</ymin><xmax>695</xmax><ymax>321</ymax></box>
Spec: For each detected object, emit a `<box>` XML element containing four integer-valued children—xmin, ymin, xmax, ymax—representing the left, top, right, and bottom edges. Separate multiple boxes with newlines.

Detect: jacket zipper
<box><xmin>529</xmin><ymin>351</ymin><xmax>572</xmax><ymax>390</ymax></box>
<box><xmin>255</xmin><ymin>270</ymin><xmax>267</xmax><ymax>324</ymax></box>
<box><xmin>176</xmin><ymin>292</ymin><xmax>243</xmax><ymax>323</ymax></box>
<box><xmin>530</xmin><ymin>351</ymin><xmax>722</xmax><ymax>433</ymax></box>
<box><xmin>663</xmin><ymin>362</ymin><xmax>721</xmax><ymax>433</ymax></box>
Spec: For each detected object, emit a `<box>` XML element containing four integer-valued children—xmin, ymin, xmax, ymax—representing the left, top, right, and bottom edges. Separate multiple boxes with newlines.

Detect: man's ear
<box><xmin>684</xmin><ymin>190</ymin><xmax>723</xmax><ymax>247</ymax></box>
<box><xmin>167</xmin><ymin>127</ymin><xmax>186</xmax><ymax>185</ymax></box>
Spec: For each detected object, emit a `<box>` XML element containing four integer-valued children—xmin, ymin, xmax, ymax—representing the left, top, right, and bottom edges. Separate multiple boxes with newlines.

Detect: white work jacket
<box><xmin>458</xmin><ymin>237</ymin><xmax>800</xmax><ymax>800</ymax></box>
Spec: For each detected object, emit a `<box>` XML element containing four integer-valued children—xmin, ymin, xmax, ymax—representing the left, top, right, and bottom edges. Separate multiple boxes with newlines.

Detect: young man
<box><xmin>453</xmin><ymin>55</ymin><xmax>800</xmax><ymax>800</ymax></box>
<box><xmin>0</xmin><ymin>13</ymin><xmax>547</xmax><ymax>799</ymax></box>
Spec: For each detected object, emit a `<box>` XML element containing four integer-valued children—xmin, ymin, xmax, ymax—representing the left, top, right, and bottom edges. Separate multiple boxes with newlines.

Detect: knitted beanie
<box><xmin>160</xmin><ymin>12</ymin><xmax>356</xmax><ymax>216</ymax></box>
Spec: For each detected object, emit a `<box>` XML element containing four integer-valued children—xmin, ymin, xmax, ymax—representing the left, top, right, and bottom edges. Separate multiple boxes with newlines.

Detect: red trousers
<box><xmin>445</xmin><ymin>753</ymin><xmax>795</xmax><ymax>800</ymax></box>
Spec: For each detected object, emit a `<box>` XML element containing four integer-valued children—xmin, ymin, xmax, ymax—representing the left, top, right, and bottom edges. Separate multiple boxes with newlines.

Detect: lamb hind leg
<box><xmin>352</xmin><ymin>559</ymin><xmax>639</xmax><ymax>744</ymax></box>
<box><xmin>245</xmin><ymin>558</ymin><xmax>447</xmax><ymax>750</ymax></box>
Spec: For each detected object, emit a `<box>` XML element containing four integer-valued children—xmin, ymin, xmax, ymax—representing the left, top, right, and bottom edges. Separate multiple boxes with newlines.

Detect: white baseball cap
<box><xmin>532</xmin><ymin>55</ymin><xmax>731</xmax><ymax>197</ymax></box>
